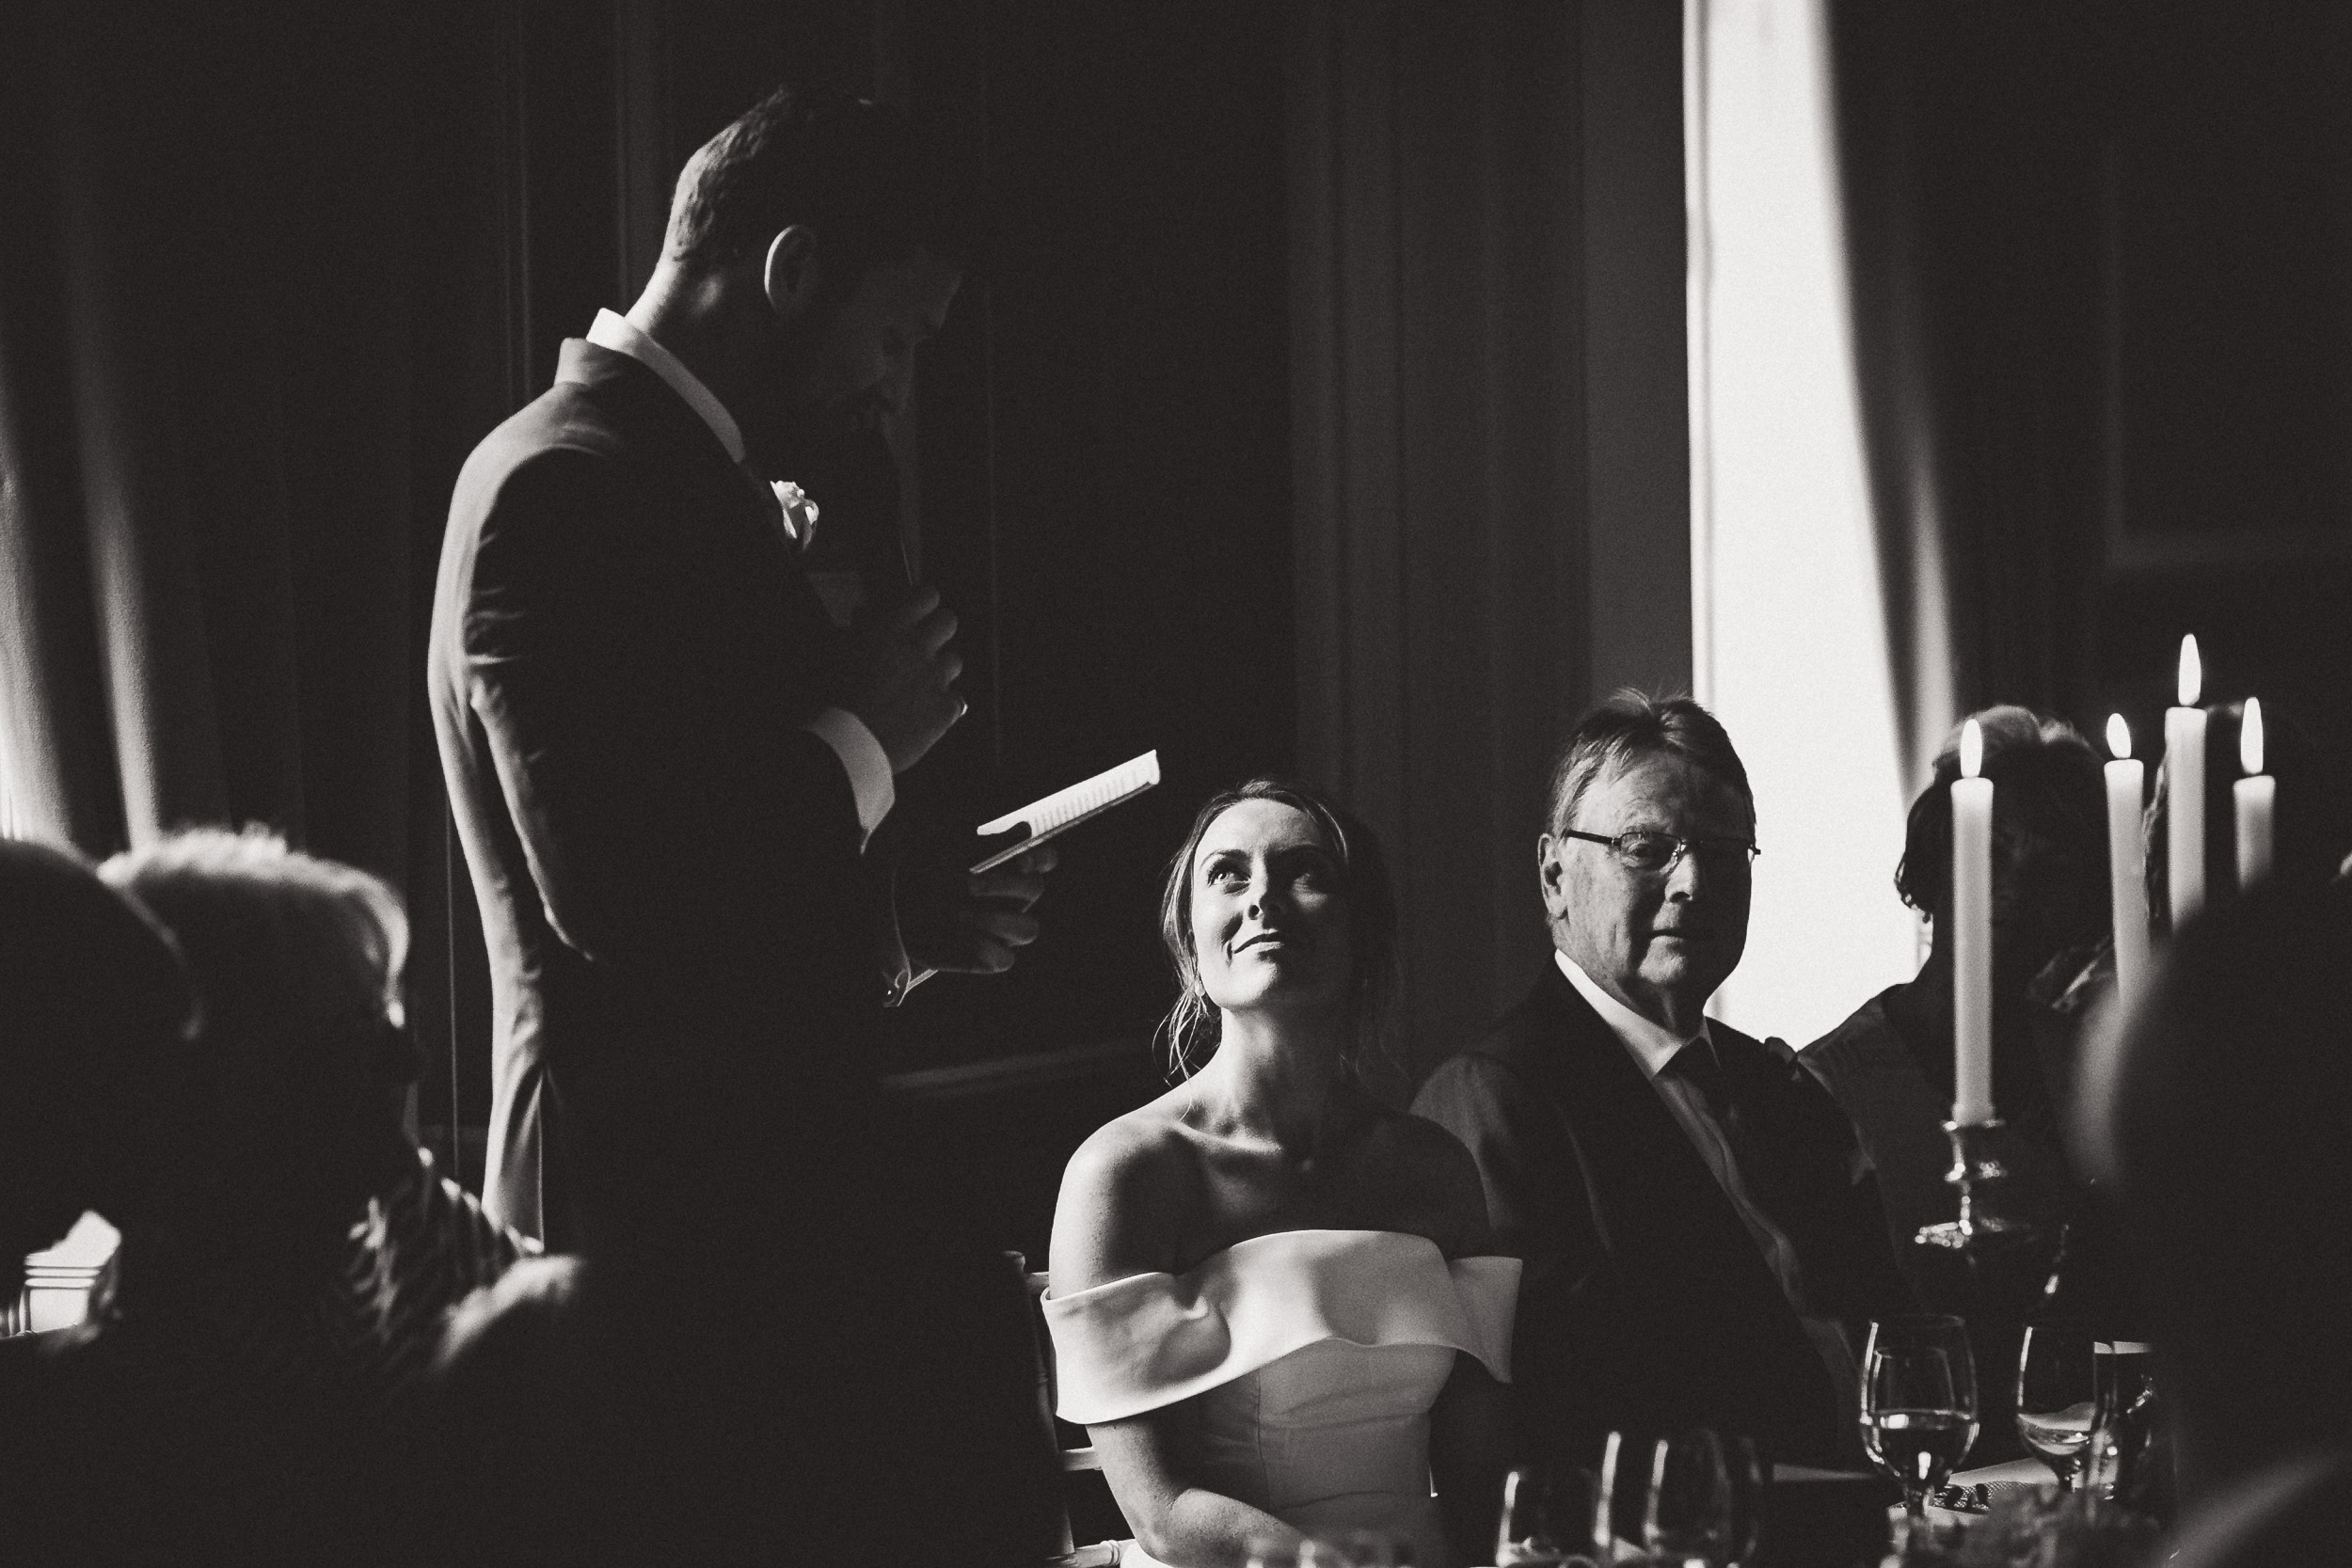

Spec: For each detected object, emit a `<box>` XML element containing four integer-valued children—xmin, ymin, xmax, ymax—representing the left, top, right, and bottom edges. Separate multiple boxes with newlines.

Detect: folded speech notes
<box><xmin>971</xmin><ymin>751</ymin><xmax>1161</xmax><ymax>872</ymax></box>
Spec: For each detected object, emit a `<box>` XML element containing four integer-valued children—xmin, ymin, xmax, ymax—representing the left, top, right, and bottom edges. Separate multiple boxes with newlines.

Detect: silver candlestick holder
<box><xmin>1915</xmin><ymin>1118</ymin><xmax>2043</xmax><ymax>1252</ymax></box>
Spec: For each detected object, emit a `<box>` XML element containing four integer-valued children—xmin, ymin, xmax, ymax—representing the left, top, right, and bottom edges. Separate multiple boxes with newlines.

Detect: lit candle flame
<box><xmin>2106</xmin><ymin>713</ymin><xmax>2132</xmax><ymax>761</ymax></box>
<box><xmin>2178</xmin><ymin>634</ymin><xmax>2202</xmax><ymax>707</ymax></box>
<box><xmin>2242</xmin><ymin>697</ymin><xmax>2265</xmax><ymax>776</ymax></box>
<box><xmin>1961</xmin><ymin>718</ymin><xmax>1983</xmax><ymax>780</ymax></box>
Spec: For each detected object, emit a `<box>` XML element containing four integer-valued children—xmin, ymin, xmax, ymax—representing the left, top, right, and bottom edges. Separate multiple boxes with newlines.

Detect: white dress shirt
<box><xmin>586</xmin><ymin>309</ymin><xmax>893</xmax><ymax>840</ymax></box>
<box><xmin>1554</xmin><ymin>949</ymin><xmax>1859</xmax><ymax>1404</ymax></box>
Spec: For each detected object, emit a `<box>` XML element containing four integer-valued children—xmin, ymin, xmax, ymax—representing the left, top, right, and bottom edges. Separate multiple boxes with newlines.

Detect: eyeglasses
<box><xmin>1561</xmin><ymin>829</ymin><xmax>1760</xmax><ymax>876</ymax></box>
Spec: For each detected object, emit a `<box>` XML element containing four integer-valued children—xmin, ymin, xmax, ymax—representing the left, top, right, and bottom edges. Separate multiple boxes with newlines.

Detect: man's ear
<box><xmin>1536</xmin><ymin>833</ymin><xmax>1570</xmax><ymax>919</ymax></box>
<box><xmin>762</xmin><ymin>226</ymin><xmax>822</xmax><ymax>324</ymax></box>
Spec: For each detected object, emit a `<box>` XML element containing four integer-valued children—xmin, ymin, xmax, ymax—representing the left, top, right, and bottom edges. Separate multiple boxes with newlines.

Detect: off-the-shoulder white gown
<box><xmin>1044</xmin><ymin>1229</ymin><xmax>1519</xmax><ymax>1568</ymax></box>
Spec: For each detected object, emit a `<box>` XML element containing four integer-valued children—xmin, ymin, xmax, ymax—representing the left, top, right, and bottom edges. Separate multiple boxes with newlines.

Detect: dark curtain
<box><xmin>1288</xmin><ymin>0</ymin><xmax>1686</xmax><ymax>1089</ymax></box>
<box><xmin>1289</xmin><ymin>0</ymin><xmax>1591</xmax><ymax>1094</ymax></box>
<box><xmin>0</xmin><ymin>2</ymin><xmax>421</xmax><ymax>877</ymax></box>
<box><xmin>1833</xmin><ymin>0</ymin><xmax>2352</xmax><ymax>785</ymax></box>
<box><xmin>1828</xmin><ymin>0</ymin><xmax>2111</xmax><ymax>790</ymax></box>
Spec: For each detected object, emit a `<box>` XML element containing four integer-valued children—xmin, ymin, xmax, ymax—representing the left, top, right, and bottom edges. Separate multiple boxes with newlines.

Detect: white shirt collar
<box><xmin>586</xmin><ymin>309</ymin><xmax>747</xmax><ymax>467</ymax></box>
<box><xmin>1553</xmin><ymin>948</ymin><xmax>1711</xmax><ymax>1079</ymax></box>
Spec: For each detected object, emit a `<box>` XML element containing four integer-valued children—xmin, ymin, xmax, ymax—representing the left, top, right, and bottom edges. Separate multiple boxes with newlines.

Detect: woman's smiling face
<box><xmin>1190</xmin><ymin>798</ymin><xmax>1354</xmax><ymax>1023</ymax></box>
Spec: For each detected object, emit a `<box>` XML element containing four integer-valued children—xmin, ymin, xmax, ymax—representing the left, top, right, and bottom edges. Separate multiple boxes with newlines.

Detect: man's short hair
<box><xmin>663</xmin><ymin>87</ymin><xmax>970</xmax><ymax>289</ymax></box>
<box><xmin>1545</xmin><ymin>689</ymin><xmax>1755</xmax><ymax>838</ymax></box>
<box><xmin>1894</xmin><ymin>705</ymin><xmax>2106</xmax><ymax>915</ymax></box>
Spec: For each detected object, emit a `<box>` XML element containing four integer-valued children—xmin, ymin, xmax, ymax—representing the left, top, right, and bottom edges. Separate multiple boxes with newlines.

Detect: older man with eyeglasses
<box><xmin>1415</xmin><ymin>690</ymin><xmax>1911</xmax><ymax>1468</ymax></box>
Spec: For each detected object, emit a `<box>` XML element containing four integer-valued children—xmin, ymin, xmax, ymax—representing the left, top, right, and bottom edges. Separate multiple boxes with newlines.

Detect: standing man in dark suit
<box><xmin>1414</xmin><ymin>692</ymin><xmax>1909</xmax><ymax>1466</ymax></box>
<box><xmin>430</xmin><ymin>88</ymin><xmax>1050</xmax><ymax>1253</ymax></box>
<box><xmin>425</xmin><ymin>87</ymin><xmax>1069</xmax><ymax>1564</ymax></box>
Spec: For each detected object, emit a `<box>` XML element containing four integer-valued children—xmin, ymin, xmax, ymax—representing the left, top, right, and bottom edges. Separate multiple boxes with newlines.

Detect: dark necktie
<box><xmin>1666</xmin><ymin>1037</ymin><xmax>1777</xmax><ymax>1209</ymax></box>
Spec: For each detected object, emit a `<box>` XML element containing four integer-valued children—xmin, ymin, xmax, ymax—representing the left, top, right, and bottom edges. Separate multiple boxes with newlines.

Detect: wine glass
<box><xmin>2014</xmin><ymin>1323</ymin><xmax>2099</xmax><ymax>1490</ymax></box>
<box><xmin>1495</xmin><ymin>1463</ymin><xmax>1602</xmax><ymax>1568</ymax></box>
<box><xmin>1719</xmin><ymin>1434</ymin><xmax>1766</xmax><ymax>1568</ymax></box>
<box><xmin>1860</xmin><ymin>1314</ymin><xmax>1979</xmax><ymax>1519</ymax></box>
<box><xmin>1643</xmin><ymin>1429</ymin><xmax>1733</xmax><ymax>1567</ymax></box>
<box><xmin>1591</xmin><ymin>1431</ymin><xmax>1655</xmax><ymax>1561</ymax></box>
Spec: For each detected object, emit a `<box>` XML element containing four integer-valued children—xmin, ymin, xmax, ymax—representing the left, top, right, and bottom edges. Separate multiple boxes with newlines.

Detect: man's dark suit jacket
<box><xmin>1413</xmin><ymin>963</ymin><xmax>1912</xmax><ymax>1466</ymax></box>
<box><xmin>430</xmin><ymin>339</ymin><xmax>876</xmax><ymax>1251</ymax></box>
<box><xmin>429</xmin><ymin>339</ymin><xmax>1065</xmax><ymax>1563</ymax></box>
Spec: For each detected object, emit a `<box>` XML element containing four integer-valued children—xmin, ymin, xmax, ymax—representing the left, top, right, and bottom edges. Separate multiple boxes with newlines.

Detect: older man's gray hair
<box><xmin>1544</xmin><ymin>689</ymin><xmax>1756</xmax><ymax>838</ymax></box>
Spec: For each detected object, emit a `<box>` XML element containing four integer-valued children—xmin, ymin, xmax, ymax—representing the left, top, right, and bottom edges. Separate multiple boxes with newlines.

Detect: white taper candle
<box><xmin>1952</xmin><ymin>719</ymin><xmax>1994</xmax><ymax>1126</ymax></box>
<box><xmin>2235</xmin><ymin>696</ymin><xmax>2275</xmax><ymax>891</ymax></box>
<box><xmin>2105</xmin><ymin>715</ymin><xmax>2152</xmax><ymax>1006</ymax></box>
<box><xmin>2167</xmin><ymin>635</ymin><xmax>2207</xmax><ymax>931</ymax></box>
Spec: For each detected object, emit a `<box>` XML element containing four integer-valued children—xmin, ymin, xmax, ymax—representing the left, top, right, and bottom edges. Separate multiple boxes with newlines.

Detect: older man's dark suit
<box><xmin>431</xmin><ymin>339</ymin><xmax>877</xmax><ymax>1250</ymax></box>
<box><xmin>1414</xmin><ymin>964</ymin><xmax>1910</xmax><ymax>1465</ymax></box>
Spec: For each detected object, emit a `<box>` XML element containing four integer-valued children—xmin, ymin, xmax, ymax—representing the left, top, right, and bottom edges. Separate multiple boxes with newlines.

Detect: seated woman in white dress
<box><xmin>1047</xmin><ymin>780</ymin><xmax>1518</xmax><ymax>1568</ymax></box>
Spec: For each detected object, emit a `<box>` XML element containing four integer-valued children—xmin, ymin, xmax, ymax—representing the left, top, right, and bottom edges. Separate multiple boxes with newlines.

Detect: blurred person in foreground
<box><xmin>2076</xmin><ymin>875</ymin><xmax>2352</xmax><ymax>1566</ymax></box>
<box><xmin>8</xmin><ymin>829</ymin><xmax>531</xmax><ymax>1563</ymax></box>
<box><xmin>0</xmin><ymin>839</ymin><xmax>198</xmax><ymax>1554</ymax></box>
<box><xmin>100</xmin><ymin>831</ymin><xmax>531</xmax><ymax>1407</ymax></box>
<box><xmin>1803</xmin><ymin>707</ymin><xmax>2106</xmax><ymax>1286</ymax></box>
<box><xmin>1046</xmin><ymin>780</ymin><xmax>1513</xmax><ymax>1568</ymax></box>
<box><xmin>0</xmin><ymin>839</ymin><xmax>194</xmax><ymax>1322</ymax></box>
<box><xmin>428</xmin><ymin>1188</ymin><xmax>1059</xmax><ymax>1566</ymax></box>
<box><xmin>1415</xmin><ymin>691</ymin><xmax>1909</xmax><ymax>1468</ymax></box>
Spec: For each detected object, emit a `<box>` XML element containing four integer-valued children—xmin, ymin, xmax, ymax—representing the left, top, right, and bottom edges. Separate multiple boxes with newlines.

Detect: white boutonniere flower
<box><xmin>771</xmin><ymin>481</ymin><xmax>820</xmax><ymax>548</ymax></box>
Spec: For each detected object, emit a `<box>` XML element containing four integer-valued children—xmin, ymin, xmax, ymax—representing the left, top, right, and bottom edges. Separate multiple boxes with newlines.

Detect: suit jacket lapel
<box><xmin>555</xmin><ymin>340</ymin><xmax>840</xmax><ymax>663</ymax></box>
<box><xmin>1527</xmin><ymin>968</ymin><xmax>1826</xmax><ymax>1341</ymax></box>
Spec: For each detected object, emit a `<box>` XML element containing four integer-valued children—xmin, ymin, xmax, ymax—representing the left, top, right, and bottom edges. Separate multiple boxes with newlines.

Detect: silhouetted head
<box><xmin>2081</xmin><ymin>877</ymin><xmax>2352</xmax><ymax>1501</ymax></box>
<box><xmin>0</xmin><ymin>838</ymin><xmax>196</xmax><ymax>1298</ymax></box>
<box><xmin>653</xmin><ymin>87</ymin><xmax>972</xmax><ymax>458</ymax></box>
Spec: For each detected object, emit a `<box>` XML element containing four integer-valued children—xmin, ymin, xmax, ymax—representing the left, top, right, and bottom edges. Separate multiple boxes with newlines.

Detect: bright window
<box><xmin>1688</xmin><ymin>0</ymin><xmax>1922</xmax><ymax>1048</ymax></box>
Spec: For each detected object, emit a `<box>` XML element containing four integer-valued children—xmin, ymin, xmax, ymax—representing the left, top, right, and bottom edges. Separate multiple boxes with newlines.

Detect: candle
<box><xmin>2166</xmin><ymin>635</ymin><xmax>2207</xmax><ymax>930</ymax></box>
<box><xmin>1951</xmin><ymin>719</ymin><xmax>1994</xmax><ymax>1126</ymax></box>
<box><xmin>2235</xmin><ymin>696</ymin><xmax>2275</xmax><ymax>890</ymax></box>
<box><xmin>2105</xmin><ymin>715</ymin><xmax>2152</xmax><ymax>1006</ymax></box>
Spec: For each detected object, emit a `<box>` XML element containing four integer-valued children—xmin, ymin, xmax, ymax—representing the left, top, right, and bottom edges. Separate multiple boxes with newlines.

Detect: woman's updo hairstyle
<box><xmin>1154</xmin><ymin>778</ymin><xmax>1399</xmax><ymax>1081</ymax></box>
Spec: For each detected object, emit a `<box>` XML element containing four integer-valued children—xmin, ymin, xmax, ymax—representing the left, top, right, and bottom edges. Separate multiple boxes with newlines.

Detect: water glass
<box><xmin>1495</xmin><ymin>1463</ymin><xmax>1602</xmax><ymax>1567</ymax></box>
<box><xmin>1644</xmin><ymin>1429</ymin><xmax>1733</xmax><ymax>1566</ymax></box>
<box><xmin>1719</xmin><ymin>1433</ymin><xmax>1766</xmax><ymax>1568</ymax></box>
<box><xmin>1860</xmin><ymin>1314</ymin><xmax>1979</xmax><ymax>1518</ymax></box>
<box><xmin>2014</xmin><ymin>1323</ymin><xmax>2098</xmax><ymax>1490</ymax></box>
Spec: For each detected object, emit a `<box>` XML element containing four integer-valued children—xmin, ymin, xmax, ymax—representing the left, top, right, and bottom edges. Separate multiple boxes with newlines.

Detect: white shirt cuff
<box><xmin>805</xmin><ymin>708</ymin><xmax>895</xmax><ymax>842</ymax></box>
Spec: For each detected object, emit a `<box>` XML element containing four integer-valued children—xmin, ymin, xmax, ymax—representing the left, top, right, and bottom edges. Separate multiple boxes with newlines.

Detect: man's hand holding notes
<box><xmin>892</xmin><ymin>751</ymin><xmax>1161</xmax><ymax>988</ymax></box>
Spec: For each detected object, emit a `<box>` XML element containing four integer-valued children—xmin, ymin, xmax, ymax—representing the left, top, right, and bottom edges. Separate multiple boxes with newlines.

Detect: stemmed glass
<box><xmin>1861</xmin><ymin>1315</ymin><xmax>1979</xmax><ymax>1520</ymax></box>
<box><xmin>2014</xmin><ymin>1323</ymin><xmax>2099</xmax><ymax>1491</ymax></box>
<box><xmin>1592</xmin><ymin>1431</ymin><xmax>1654</xmax><ymax>1561</ymax></box>
<box><xmin>1718</xmin><ymin>1434</ymin><xmax>1766</xmax><ymax>1568</ymax></box>
<box><xmin>1494</xmin><ymin>1462</ymin><xmax>1602</xmax><ymax>1568</ymax></box>
<box><xmin>1643</xmin><ymin>1430</ymin><xmax>1734</xmax><ymax>1567</ymax></box>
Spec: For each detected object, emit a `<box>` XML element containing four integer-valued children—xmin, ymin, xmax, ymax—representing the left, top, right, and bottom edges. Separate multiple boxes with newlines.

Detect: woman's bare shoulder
<box><xmin>1049</xmin><ymin>1087</ymin><xmax>1207</xmax><ymax>1291</ymax></box>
